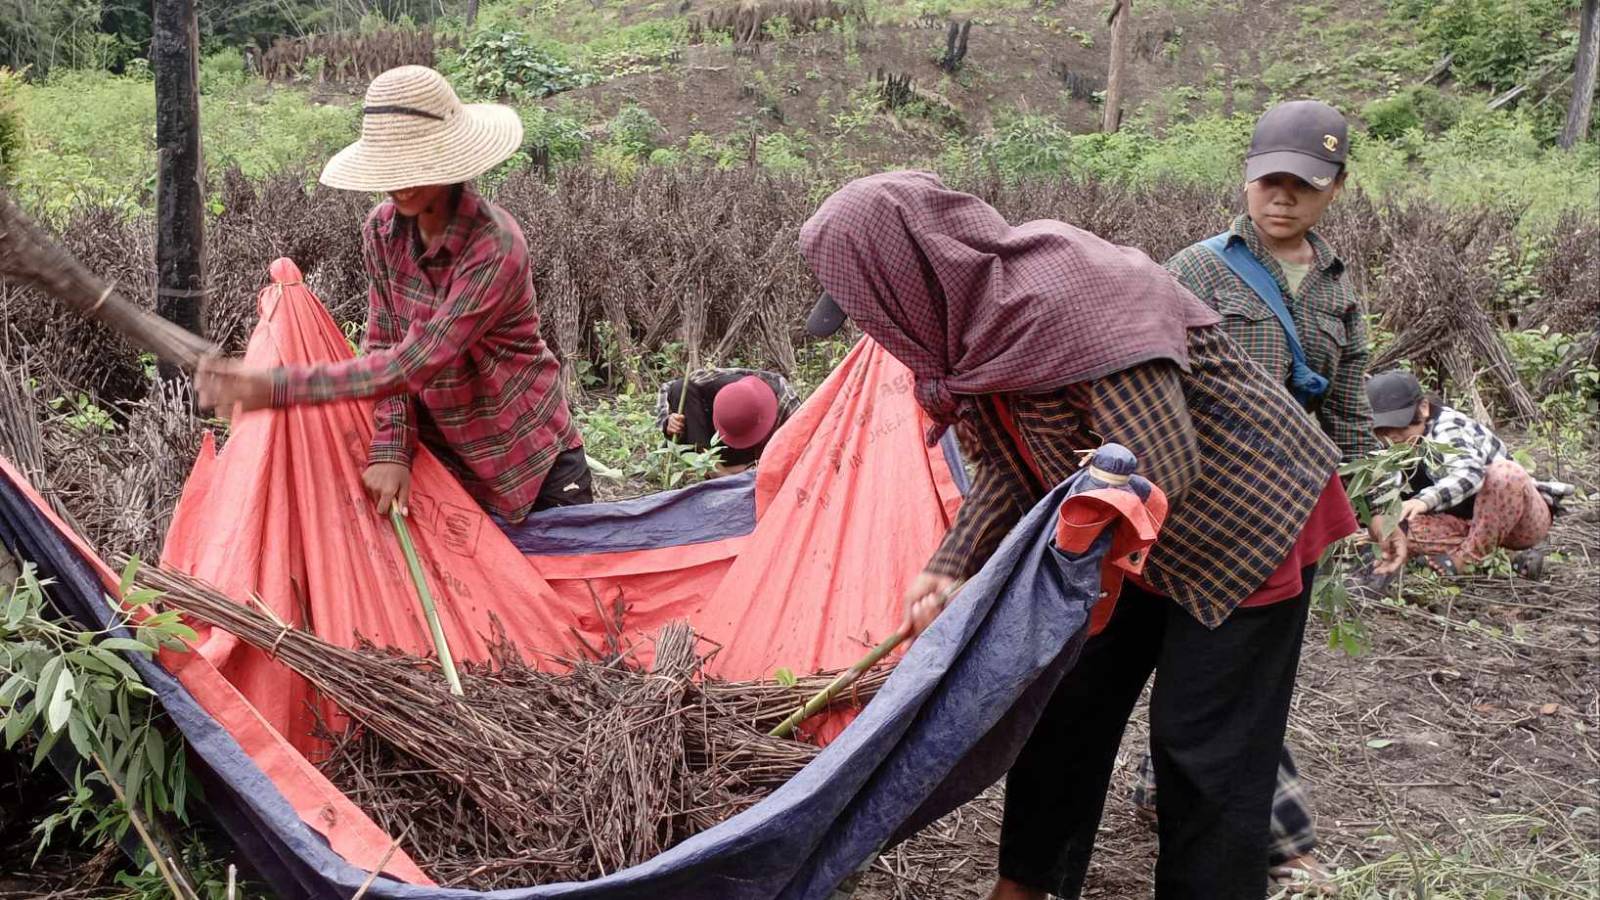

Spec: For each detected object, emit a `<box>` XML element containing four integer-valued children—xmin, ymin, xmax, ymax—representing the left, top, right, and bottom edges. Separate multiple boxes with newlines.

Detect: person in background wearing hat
<box><xmin>802</xmin><ymin>170</ymin><xmax>1355</xmax><ymax>900</ymax></box>
<box><xmin>657</xmin><ymin>368</ymin><xmax>800</xmax><ymax>476</ymax></box>
<box><xmin>1141</xmin><ymin>99</ymin><xmax>1382</xmax><ymax>894</ymax></box>
<box><xmin>1365</xmin><ymin>369</ymin><xmax>1561</xmax><ymax>578</ymax></box>
<box><xmin>195</xmin><ymin>66</ymin><xmax>591</xmax><ymax>523</ymax></box>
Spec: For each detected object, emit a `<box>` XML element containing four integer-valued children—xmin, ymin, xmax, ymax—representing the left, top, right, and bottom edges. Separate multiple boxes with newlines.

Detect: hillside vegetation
<box><xmin>0</xmin><ymin>0</ymin><xmax>1596</xmax><ymax>228</ymax></box>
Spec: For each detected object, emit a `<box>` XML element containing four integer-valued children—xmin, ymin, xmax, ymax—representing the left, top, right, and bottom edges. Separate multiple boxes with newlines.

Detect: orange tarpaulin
<box><xmin>157</xmin><ymin>259</ymin><xmax>965</xmax><ymax>866</ymax></box>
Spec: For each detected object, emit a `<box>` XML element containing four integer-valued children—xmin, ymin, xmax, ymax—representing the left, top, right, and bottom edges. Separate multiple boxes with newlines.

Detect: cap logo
<box><xmin>1322</xmin><ymin>134</ymin><xmax>1339</xmax><ymax>152</ymax></box>
<box><xmin>1311</xmin><ymin>175</ymin><xmax>1332</xmax><ymax>187</ymax></box>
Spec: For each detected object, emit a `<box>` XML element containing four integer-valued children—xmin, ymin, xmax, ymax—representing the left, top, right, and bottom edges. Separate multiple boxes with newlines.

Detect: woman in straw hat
<box><xmin>197</xmin><ymin>66</ymin><xmax>591</xmax><ymax>524</ymax></box>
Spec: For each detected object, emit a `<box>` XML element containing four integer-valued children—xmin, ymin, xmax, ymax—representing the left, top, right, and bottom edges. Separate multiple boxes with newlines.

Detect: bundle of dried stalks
<box><xmin>1363</xmin><ymin>206</ymin><xmax>1541</xmax><ymax>422</ymax></box>
<box><xmin>127</xmin><ymin>562</ymin><xmax>889</xmax><ymax>890</ymax></box>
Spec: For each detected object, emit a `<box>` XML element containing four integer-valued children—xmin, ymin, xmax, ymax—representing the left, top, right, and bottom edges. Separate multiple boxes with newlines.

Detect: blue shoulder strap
<box><xmin>1200</xmin><ymin>232</ymin><xmax>1330</xmax><ymax>405</ymax></box>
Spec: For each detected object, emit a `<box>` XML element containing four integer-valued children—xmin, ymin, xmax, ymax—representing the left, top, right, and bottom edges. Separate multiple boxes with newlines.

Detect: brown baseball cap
<box><xmin>1246</xmin><ymin>100</ymin><xmax>1348</xmax><ymax>191</ymax></box>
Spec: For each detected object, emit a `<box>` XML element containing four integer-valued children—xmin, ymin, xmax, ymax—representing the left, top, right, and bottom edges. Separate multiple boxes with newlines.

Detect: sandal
<box><xmin>1347</xmin><ymin>562</ymin><xmax>1396</xmax><ymax>599</ymax></box>
<box><xmin>1420</xmin><ymin>554</ymin><xmax>1458</xmax><ymax>577</ymax></box>
<box><xmin>1513</xmin><ymin>546</ymin><xmax>1548</xmax><ymax>580</ymax></box>
<box><xmin>1269</xmin><ymin>855</ymin><xmax>1337</xmax><ymax>896</ymax></box>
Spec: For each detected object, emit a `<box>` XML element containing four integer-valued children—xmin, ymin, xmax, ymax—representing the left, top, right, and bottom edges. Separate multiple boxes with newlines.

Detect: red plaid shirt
<box><xmin>271</xmin><ymin>186</ymin><xmax>581</xmax><ymax>521</ymax></box>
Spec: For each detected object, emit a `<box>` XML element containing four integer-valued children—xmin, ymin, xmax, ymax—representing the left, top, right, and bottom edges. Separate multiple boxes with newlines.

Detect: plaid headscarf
<box><xmin>799</xmin><ymin>172</ymin><xmax>1220</xmax><ymax>442</ymax></box>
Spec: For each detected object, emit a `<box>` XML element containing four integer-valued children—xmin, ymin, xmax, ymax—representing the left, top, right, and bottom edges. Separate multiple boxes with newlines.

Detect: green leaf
<box><xmin>89</xmin><ymin>647</ymin><xmax>141</xmax><ymax>682</ymax></box>
<box><xmin>34</xmin><ymin>656</ymin><xmax>63</xmax><ymax>722</ymax></box>
<box><xmin>773</xmin><ymin>667</ymin><xmax>797</xmax><ymax>687</ymax></box>
<box><xmin>140</xmin><ymin>610</ymin><xmax>179</xmax><ymax>627</ymax></box>
<box><xmin>123</xmin><ymin>750</ymin><xmax>145</xmax><ymax>807</ymax></box>
<box><xmin>145</xmin><ymin>725</ymin><xmax>165</xmax><ymax>773</ymax></box>
<box><xmin>4</xmin><ymin>700</ymin><xmax>38</xmax><ymax>748</ymax></box>
<box><xmin>122</xmin><ymin>588</ymin><xmax>161</xmax><ymax>608</ymax></box>
<box><xmin>108</xmin><ymin>738</ymin><xmax>129</xmax><ymax>777</ymax></box>
<box><xmin>68</xmin><ymin>648</ymin><xmax>113</xmax><ymax>675</ymax></box>
<box><xmin>32</xmin><ymin>723</ymin><xmax>61</xmax><ymax>769</ymax></box>
<box><xmin>0</xmin><ymin>671</ymin><xmax>28</xmax><ymax>706</ymax></box>
<box><xmin>98</xmin><ymin>637</ymin><xmax>156</xmax><ymax>654</ymax></box>
<box><xmin>46</xmin><ymin>668</ymin><xmax>75</xmax><ymax>733</ymax></box>
<box><xmin>4</xmin><ymin>588</ymin><xmax>27</xmax><ymax>627</ymax></box>
<box><xmin>66</xmin><ymin>715</ymin><xmax>93</xmax><ymax>759</ymax></box>
<box><xmin>1366</xmin><ymin>738</ymin><xmax>1394</xmax><ymax>749</ymax></box>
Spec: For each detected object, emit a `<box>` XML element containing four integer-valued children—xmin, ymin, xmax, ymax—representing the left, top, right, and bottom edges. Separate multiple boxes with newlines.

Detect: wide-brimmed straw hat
<box><xmin>320</xmin><ymin>66</ymin><xmax>523</xmax><ymax>192</ymax></box>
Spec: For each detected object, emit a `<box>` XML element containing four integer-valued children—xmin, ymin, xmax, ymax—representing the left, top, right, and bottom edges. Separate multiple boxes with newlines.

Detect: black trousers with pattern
<box><xmin>997</xmin><ymin>569</ymin><xmax>1315</xmax><ymax>900</ymax></box>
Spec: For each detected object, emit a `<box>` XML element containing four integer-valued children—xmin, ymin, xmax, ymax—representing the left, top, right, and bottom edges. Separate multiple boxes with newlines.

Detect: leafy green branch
<box><xmin>1313</xmin><ymin>438</ymin><xmax>1466</xmax><ymax>656</ymax></box>
<box><xmin>1</xmin><ymin>557</ymin><xmax>203</xmax><ymax>895</ymax></box>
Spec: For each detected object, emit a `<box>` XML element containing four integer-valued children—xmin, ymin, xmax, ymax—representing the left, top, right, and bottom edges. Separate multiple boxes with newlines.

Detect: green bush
<box><xmin>1414</xmin><ymin>108</ymin><xmax>1600</xmax><ymax>231</ymax></box>
<box><xmin>756</xmin><ymin>132</ymin><xmax>809</xmax><ymax>174</ymax></box>
<box><xmin>1391</xmin><ymin>0</ymin><xmax>1576</xmax><ymax>91</ymax></box>
<box><xmin>978</xmin><ymin>112</ymin><xmax>1074</xmax><ymax>178</ymax></box>
<box><xmin>202</xmin><ymin>88</ymin><xmax>356</xmax><ymax>183</ymax></box>
<box><xmin>521</xmin><ymin>105</ymin><xmax>590</xmax><ymax>162</ymax></box>
<box><xmin>606</xmin><ymin>105</ymin><xmax>664</xmax><ymax>155</ymax></box>
<box><xmin>1361</xmin><ymin>85</ymin><xmax>1463</xmax><ymax>139</ymax></box>
<box><xmin>578</xmin><ymin>20</ymin><xmax>690</xmax><ymax>74</ymax></box>
<box><xmin>10</xmin><ymin>70</ymin><xmax>355</xmax><ymax>221</ymax></box>
<box><xmin>452</xmin><ymin>31</ymin><xmax>588</xmax><ymax>101</ymax></box>
<box><xmin>593</xmin><ymin>140</ymin><xmax>643</xmax><ymax>179</ymax></box>
<box><xmin>197</xmin><ymin>48</ymin><xmax>248</xmax><ymax>95</ymax></box>
<box><xmin>0</xmin><ymin>67</ymin><xmax>24</xmax><ymax>182</ymax></box>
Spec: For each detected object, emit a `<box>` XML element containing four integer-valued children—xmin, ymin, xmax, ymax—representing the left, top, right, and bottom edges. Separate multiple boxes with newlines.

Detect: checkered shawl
<box><xmin>798</xmin><ymin>171</ymin><xmax>1221</xmax><ymax>442</ymax></box>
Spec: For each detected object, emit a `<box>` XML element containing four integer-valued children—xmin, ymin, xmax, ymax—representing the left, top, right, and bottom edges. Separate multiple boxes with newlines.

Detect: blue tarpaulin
<box><xmin>0</xmin><ymin>451</ymin><xmax>1147</xmax><ymax>900</ymax></box>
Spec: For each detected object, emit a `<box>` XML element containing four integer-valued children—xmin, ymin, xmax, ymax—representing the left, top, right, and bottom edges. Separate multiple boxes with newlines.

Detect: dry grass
<box><xmin>850</xmin><ymin>498</ymin><xmax>1600</xmax><ymax>900</ymax></box>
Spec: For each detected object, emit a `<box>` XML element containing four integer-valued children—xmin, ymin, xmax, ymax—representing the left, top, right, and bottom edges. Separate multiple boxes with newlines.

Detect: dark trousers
<box><xmin>998</xmin><ymin>567</ymin><xmax>1315</xmax><ymax>900</ymax></box>
<box><xmin>531</xmin><ymin>446</ymin><xmax>594</xmax><ymax>511</ymax></box>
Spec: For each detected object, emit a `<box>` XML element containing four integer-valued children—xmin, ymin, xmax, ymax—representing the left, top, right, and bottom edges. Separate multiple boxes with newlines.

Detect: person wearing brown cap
<box><xmin>196</xmin><ymin>66</ymin><xmax>591</xmax><ymax>523</ymax></box>
<box><xmin>802</xmin><ymin>171</ymin><xmax>1356</xmax><ymax>900</ymax></box>
<box><xmin>656</xmin><ymin>368</ymin><xmax>800</xmax><ymax>475</ymax></box>
<box><xmin>1145</xmin><ymin>98</ymin><xmax>1383</xmax><ymax>894</ymax></box>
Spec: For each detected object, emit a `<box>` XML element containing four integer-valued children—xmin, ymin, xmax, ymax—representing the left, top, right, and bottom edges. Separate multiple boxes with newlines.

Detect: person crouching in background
<box><xmin>657</xmin><ymin>368</ymin><xmax>800</xmax><ymax>476</ymax></box>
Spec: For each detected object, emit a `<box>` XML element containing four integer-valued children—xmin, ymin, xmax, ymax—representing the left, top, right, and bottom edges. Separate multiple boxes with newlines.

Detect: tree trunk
<box><xmin>1102</xmin><ymin>0</ymin><xmax>1132</xmax><ymax>133</ymax></box>
<box><xmin>1561</xmin><ymin>0</ymin><xmax>1599</xmax><ymax>149</ymax></box>
<box><xmin>466</xmin><ymin>0</ymin><xmax>481</xmax><ymax>26</ymax></box>
<box><xmin>152</xmin><ymin>0</ymin><xmax>207</xmax><ymax>365</ymax></box>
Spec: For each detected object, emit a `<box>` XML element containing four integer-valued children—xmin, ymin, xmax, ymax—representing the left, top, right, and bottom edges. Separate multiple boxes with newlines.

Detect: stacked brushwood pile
<box><xmin>253</xmin><ymin>28</ymin><xmax>460</xmax><ymax>83</ymax></box>
<box><xmin>4</xmin><ymin>168</ymin><xmax>1594</xmax><ymax>421</ymax></box>
<box><xmin>1</xmin><ymin>169</ymin><xmax>1594</xmax><ymax>560</ymax></box>
<box><xmin>129</xmin><ymin>563</ymin><xmax>890</xmax><ymax>891</ymax></box>
<box><xmin>0</xmin><ymin>363</ymin><xmax>200</xmax><ymax>560</ymax></box>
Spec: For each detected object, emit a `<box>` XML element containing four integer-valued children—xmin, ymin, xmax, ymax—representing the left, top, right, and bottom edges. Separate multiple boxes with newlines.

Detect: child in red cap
<box><xmin>657</xmin><ymin>369</ymin><xmax>799</xmax><ymax>476</ymax></box>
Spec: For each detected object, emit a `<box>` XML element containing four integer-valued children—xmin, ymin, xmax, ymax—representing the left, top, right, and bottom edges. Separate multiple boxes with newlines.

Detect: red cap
<box><xmin>713</xmin><ymin>376</ymin><xmax>780</xmax><ymax>449</ymax></box>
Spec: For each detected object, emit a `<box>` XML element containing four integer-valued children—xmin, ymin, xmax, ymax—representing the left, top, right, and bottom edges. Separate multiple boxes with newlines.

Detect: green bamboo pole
<box><xmin>390</xmin><ymin>510</ymin><xmax>464</xmax><ymax>696</ymax></box>
<box><xmin>769</xmin><ymin>579</ymin><xmax>966</xmax><ymax>738</ymax></box>
<box><xmin>663</xmin><ymin>353</ymin><xmax>699</xmax><ymax>486</ymax></box>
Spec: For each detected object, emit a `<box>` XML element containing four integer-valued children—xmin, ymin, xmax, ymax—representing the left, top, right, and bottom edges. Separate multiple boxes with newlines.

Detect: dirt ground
<box><xmin>539</xmin><ymin>0</ymin><xmax>1397</xmax><ymax>164</ymax></box>
<box><xmin>855</xmin><ymin>484</ymin><xmax>1600</xmax><ymax>899</ymax></box>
